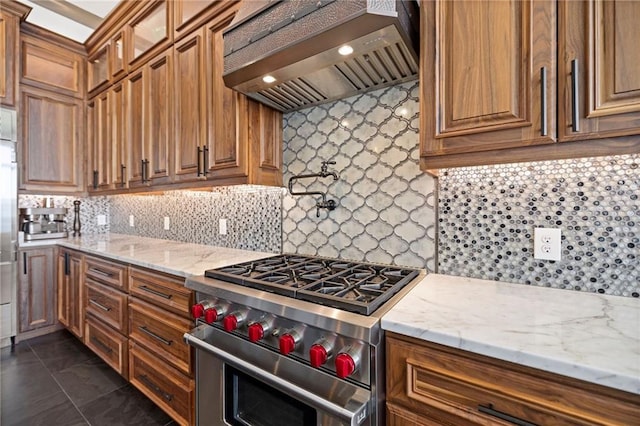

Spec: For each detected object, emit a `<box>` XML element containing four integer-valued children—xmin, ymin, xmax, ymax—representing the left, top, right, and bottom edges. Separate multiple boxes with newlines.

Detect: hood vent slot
<box><xmin>223</xmin><ymin>0</ymin><xmax>419</xmax><ymax>112</ymax></box>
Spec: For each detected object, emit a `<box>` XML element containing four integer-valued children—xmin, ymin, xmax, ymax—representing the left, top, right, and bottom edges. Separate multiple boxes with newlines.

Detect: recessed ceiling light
<box><xmin>338</xmin><ymin>45</ymin><xmax>354</xmax><ymax>56</ymax></box>
<box><xmin>262</xmin><ymin>75</ymin><xmax>276</xmax><ymax>84</ymax></box>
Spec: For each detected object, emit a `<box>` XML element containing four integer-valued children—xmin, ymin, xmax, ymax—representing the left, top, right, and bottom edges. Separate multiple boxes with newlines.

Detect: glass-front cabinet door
<box><xmin>129</xmin><ymin>0</ymin><xmax>170</xmax><ymax>68</ymax></box>
<box><xmin>110</xmin><ymin>30</ymin><xmax>126</xmax><ymax>79</ymax></box>
<box><xmin>88</xmin><ymin>45</ymin><xmax>109</xmax><ymax>94</ymax></box>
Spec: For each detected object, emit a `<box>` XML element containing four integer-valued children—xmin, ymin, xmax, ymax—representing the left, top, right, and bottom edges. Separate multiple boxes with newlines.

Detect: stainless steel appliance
<box><xmin>223</xmin><ymin>0</ymin><xmax>419</xmax><ymax>112</ymax></box>
<box><xmin>184</xmin><ymin>254</ymin><xmax>424</xmax><ymax>425</ymax></box>
<box><xmin>19</xmin><ymin>207</ymin><xmax>68</xmax><ymax>240</ymax></box>
<box><xmin>1</xmin><ymin>108</ymin><xmax>18</xmax><ymax>347</ymax></box>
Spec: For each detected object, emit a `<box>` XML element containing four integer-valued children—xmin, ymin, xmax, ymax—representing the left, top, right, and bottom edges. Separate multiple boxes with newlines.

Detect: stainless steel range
<box><xmin>184</xmin><ymin>254</ymin><xmax>424</xmax><ymax>426</ymax></box>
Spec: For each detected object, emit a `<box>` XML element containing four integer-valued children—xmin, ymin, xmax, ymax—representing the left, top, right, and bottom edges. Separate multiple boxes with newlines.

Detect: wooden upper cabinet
<box><xmin>558</xmin><ymin>0</ymin><xmax>640</xmax><ymax>141</ymax></box>
<box><xmin>88</xmin><ymin>44</ymin><xmax>110</xmax><ymax>95</ymax></box>
<box><xmin>174</xmin><ymin>0</ymin><xmax>231</xmax><ymax>41</ymax></box>
<box><xmin>146</xmin><ymin>50</ymin><xmax>173</xmax><ymax>186</ymax></box>
<box><xmin>111</xmin><ymin>82</ymin><xmax>128</xmax><ymax>188</ymax></box>
<box><xmin>1</xmin><ymin>2</ymin><xmax>30</xmax><ymax>107</ymax></box>
<box><xmin>126</xmin><ymin>69</ymin><xmax>145</xmax><ymax>188</ymax></box>
<box><xmin>20</xmin><ymin>30</ymin><xmax>85</xmax><ymax>99</ymax></box>
<box><xmin>421</xmin><ymin>0</ymin><xmax>556</xmax><ymax>160</ymax></box>
<box><xmin>204</xmin><ymin>9</ymin><xmax>283</xmax><ymax>186</ymax></box>
<box><xmin>173</xmin><ymin>27</ymin><xmax>207</xmax><ymax>182</ymax></box>
<box><xmin>19</xmin><ymin>86</ymin><xmax>84</xmax><ymax>193</ymax></box>
<box><xmin>87</xmin><ymin>91</ymin><xmax>112</xmax><ymax>192</ymax></box>
<box><xmin>128</xmin><ymin>0</ymin><xmax>172</xmax><ymax>70</ymax></box>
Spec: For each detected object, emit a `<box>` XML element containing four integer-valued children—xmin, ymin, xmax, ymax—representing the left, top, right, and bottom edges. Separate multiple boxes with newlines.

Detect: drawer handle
<box><xmin>89</xmin><ymin>267</ymin><xmax>114</xmax><ymax>278</ymax></box>
<box><xmin>139</xmin><ymin>374</ymin><xmax>173</xmax><ymax>402</ymax></box>
<box><xmin>540</xmin><ymin>66</ymin><xmax>547</xmax><ymax>136</ymax></box>
<box><xmin>570</xmin><ymin>59</ymin><xmax>580</xmax><ymax>132</ymax></box>
<box><xmin>89</xmin><ymin>299</ymin><xmax>112</xmax><ymax>312</ymax></box>
<box><xmin>139</xmin><ymin>326</ymin><xmax>172</xmax><ymax>346</ymax></box>
<box><xmin>478</xmin><ymin>404</ymin><xmax>538</xmax><ymax>426</ymax></box>
<box><xmin>90</xmin><ymin>336</ymin><xmax>113</xmax><ymax>354</ymax></box>
<box><xmin>139</xmin><ymin>285</ymin><xmax>173</xmax><ymax>300</ymax></box>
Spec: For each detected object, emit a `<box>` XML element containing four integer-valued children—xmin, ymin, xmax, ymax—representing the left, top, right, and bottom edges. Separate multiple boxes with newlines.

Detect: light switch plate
<box><xmin>219</xmin><ymin>218</ymin><xmax>227</xmax><ymax>235</ymax></box>
<box><xmin>97</xmin><ymin>215</ymin><xmax>106</xmax><ymax>226</ymax></box>
<box><xmin>534</xmin><ymin>228</ymin><xmax>561</xmax><ymax>261</ymax></box>
<box><xmin>129</xmin><ymin>215</ymin><xmax>135</xmax><ymax>227</ymax></box>
<box><xmin>163</xmin><ymin>217</ymin><xmax>170</xmax><ymax>230</ymax></box>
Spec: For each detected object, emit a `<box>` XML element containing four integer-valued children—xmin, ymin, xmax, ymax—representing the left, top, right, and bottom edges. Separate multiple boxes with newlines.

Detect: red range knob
<box><xmin>223</xmin><ymin>315</ymin><xmax>238</xmax><ymax>332</ymax></box>
<box><xmin>248</xmin><ymin>323</ymin><xmax>265</xmax><ymax>342</ymax></box>
<box><xmin>203</xmin><ymin>308</ymin><xmax>218</xmax><ymax>324</ymax></box>
<box><xmin>309</xmin><ymin>344</ymin><xmax>328</xmax><ymax>368</ymax></box>
<box><xmin>191</xmin><ymin>303</ymin><xmax>205</xmax><ymax>319</ymax></box>
<box><xmin>279</xmin><ymin>334</ymin><xmax>296</xmax><ymax>355</ymax></box>
<box><xmin>335</xmin><ymin>353</ymin><xmax>356</xmax><ymax>379</ymax></box>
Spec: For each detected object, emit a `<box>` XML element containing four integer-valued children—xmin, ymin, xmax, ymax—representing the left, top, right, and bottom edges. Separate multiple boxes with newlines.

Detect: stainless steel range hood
<box><xmin>223</xmin><ymin>0</ymin><xmax>419</xmax><ymax>112</ymax></box>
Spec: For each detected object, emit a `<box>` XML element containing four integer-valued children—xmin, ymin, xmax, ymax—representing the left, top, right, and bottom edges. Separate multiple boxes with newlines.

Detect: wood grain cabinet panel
<box><xmin>386</xmin><ymin>332</ymin><xmax>640</xmax><ymax>426</ymax></box>
<box><xmin>421</xmin><ymin>0</ymin><xmax>556</xmax><ymax>160</ymax></box>
<box><xmin>87</xmin><ymin>91</ymin><xmax>112</xmax><ymax>192</ymax></box>
<box><xmin>129</xmin><ymin>341</ymin><xmax>194</xmax><ymax>426</ymax></box>
<box><xmin>558</xmin><ymin>0</ymin><xmax>640</xmax><ymax>141</ymax></box>
<box><xmin>128</xmin><ymin>267</ymin><xmax>192</xmax><ymax>317</ymax></box>
<box><xmin>85</xmin><ymin>315</ymin><xmax>129</xmax><ymax>379</ymax></box>
<box><xmin>110</xmin><ymin>82</ymin><xmax>128</xmax><ymax>188</ymax></box>
<box><xmin>126</xmin><ymin>69</ymin><xmax>145</xmax><ymax>188</ymax></box>
<box><xmin>85</xmin><ymin>255</ymin><xmax>128</xmax><ymax>291</ymax></box>
<box><xmin>19</xmin><ymin>86</ymin><xmax>84</xmax><ymax>193</ymax></box>
<box><xmin>20</xmin><ymin>32</ymin><xmax>84</xmax><ymax>98</ymax></box>
<box><xmin>17</xmin><ymin>248</ymin><xmax>57</xmax><ymax>333</ymax></box>
<box><xmin>85</xmin><ymin>279</ymin><xmax>128</xmax><ymax>334</ymax></box>
<box><xmin>57</xmin><ymin>248</ymin><xmax>83</xmax><ymax>339</ymax></box>
<box><xmin>0</xmin><ymin>2</ymin><xmax>29</xmax><ymax>107</ymax></box>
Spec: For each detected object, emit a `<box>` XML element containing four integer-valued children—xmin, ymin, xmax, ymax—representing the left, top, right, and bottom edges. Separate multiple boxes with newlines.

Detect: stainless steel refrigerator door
<box><xmin>1</xmin><ymin>108</ymin><xmax>18</xmax><ymax>341</ymax></box>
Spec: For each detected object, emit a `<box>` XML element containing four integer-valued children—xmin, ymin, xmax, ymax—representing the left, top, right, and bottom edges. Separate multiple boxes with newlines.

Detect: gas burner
<box><xmin>205</xmin><ymin>254</ymin><xmax>420</xmax><ymax>315</ymax></box>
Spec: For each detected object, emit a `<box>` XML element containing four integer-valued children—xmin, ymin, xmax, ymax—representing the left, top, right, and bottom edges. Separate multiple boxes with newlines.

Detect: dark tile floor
<box><xmin>1</xmin><ymin>330</ymin><xmax>175</xmax><ymax>426</ymax></box>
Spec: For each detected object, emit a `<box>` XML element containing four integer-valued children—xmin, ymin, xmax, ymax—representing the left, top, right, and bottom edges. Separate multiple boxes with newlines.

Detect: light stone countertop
<box><xmin>381</xmin><ymin>274</ymin><xmax>640</xmax><ymax>395</ymax></box>
<box><xmin>57</xmin><ymin>233</ymin><xmax>276</xmax><ymax>278</ymax></box>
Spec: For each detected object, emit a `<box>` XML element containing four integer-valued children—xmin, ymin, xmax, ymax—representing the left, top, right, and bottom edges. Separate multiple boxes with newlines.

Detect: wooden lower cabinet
<box><xmin>57</xmin><ymin>248</ymin><xmax>83</xmax><ymax>339</ymax></box>
<box><xmin>85</xmin><ymin>314</ymin><xmax>129</xmax><ymax>379</ymax></box>
<box><xmin>386</xmin><ymin>332</ymin><xmax>640</xmax><ymax>426</ymax></box>
<box><xmin>17</xmin><ymin>247</ymin><xmax>57</xmax><ymax>335</ymax></box>
<box><xmin>129</xmin><ymin>267</ymin><xmax>193</xmax><ymax>317</ymax></box>
<box><xmin>85</xmin><ymin>278</ymin><xmax>128</xmax><ymax>334</ymax></box>
<box><xmin>129</xmin><ymin>340</ymin><xmax>194</xmax><ymax>426</ymax></box>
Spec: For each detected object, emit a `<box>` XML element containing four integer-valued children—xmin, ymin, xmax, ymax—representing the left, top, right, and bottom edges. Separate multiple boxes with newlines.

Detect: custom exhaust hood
<box><xmin>222</xmin><ymin>0</ymin><xmax>419</xmax><ymax>112</ymax></box>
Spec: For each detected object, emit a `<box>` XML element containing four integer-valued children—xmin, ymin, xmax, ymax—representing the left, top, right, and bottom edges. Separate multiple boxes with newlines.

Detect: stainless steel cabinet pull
<box><xmin>90</xmin><ymin>336</ymin><xmax>113</xmax><ymax>354</ymax></box>
<box><xmin>571</xmin><ymin>59</ymin><xmax>579</xmax><ymax>132</ymax></box>
<box><xmin>478</xmin><ymin>404</ymin><xmax>538</xmax><ymax>426</ymax></box>
<box><xmin>197</xmin><ymin>146</ymin><xmax>203</xmax><ymax>176</ymax></box>
<box><xmin>89</xmin><ymin>299</ymin><xmax>111</xmax><ymax>312</ymax></box>
<box><xmin>139</xmin><ymin>374</ymin><xmax>173</xmax><ymax>402</ymax></box>
<box><xmin>90</xmin><ymin>268</ymin><xmax>113</xmax><ymax>278</ymax></box>
<box><xmin>139</xmin><ymin>326</ymin><xmax>172</xmax><ymax>346</ymax></box>
<box><xmin>139</xmin><ymin>285</ymin><xmax>172</xmax><ymax>299</ymax></box>
<box><xmin>540</xmin><ymin>67</ymin><xmax>547</xmax><ymax>136</ymax></box>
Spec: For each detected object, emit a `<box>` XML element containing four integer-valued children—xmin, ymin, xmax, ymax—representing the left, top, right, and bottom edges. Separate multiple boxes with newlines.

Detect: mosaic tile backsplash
<box><xmin>108</xmin><ymin>187</ymin><xmax>283</xmax><ymax>253</ymax></box>
<box><xmin>282</xmin><ymin>81</ymin><xmax>438</xmax><ymax>270</ymax></box>
<box><xmin>18</xmin><ymin>195</ymin><xmax>110</xmax><ymax>235</ymax></box>
<box><xmin>438</xmin><ymin>154</ymin><xmax>639</xmax><ymax>297</ymax></box>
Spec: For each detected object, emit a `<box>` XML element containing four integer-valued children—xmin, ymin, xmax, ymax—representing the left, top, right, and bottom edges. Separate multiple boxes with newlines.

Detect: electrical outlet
<box><xmin>97</xmin><ymin>215</ymin><xmax>106</xmax><ymax>226</ymax></box>
<box><xmin>163</xmin><ymin>217</ymin><xmax>170</xmax><ymax>230</ymax></box>
<box><xmin>219</xmin><ymin>218</ymin><xmax>227</xmax><ymax>235</ymax></box>
<box><xmin>129</xmin><ymin>215</ymin><xmax>135</xmax><ymax>227</ymax></box>
<box><xmin>534</xmin><ymin>228</ymin><xmax>561</xmax><ymax>261</ymax></box>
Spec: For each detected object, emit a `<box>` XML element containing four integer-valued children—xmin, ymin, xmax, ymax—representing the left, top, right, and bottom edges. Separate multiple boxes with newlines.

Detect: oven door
<box><xmin>184</xmin><ymin>324</ymin><xmax>371</xmax><ymax>426</ymax></box>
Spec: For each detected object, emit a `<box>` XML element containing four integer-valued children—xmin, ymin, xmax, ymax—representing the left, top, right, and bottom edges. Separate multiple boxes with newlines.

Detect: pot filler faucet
<box><xmin>288</xmin><ymin>161</ymin><xmax>339</xmax><ymax>217</ymax></box>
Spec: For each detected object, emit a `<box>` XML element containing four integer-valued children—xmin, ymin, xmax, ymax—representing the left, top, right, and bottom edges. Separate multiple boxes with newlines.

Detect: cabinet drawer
<box><xmin>85</xmin><ymin>279</ymin><xmax>128</xmax><ymax>334</ymax></box>
<box><xmin>85</xmin><ymin>255</ymin><xmax>128</xmax><ymax>291</ymax></box>
<box><xmin>129</xmin><ymin>267</ymin><xmax>192</xmax><ymax>317</ymax></box>
<box><xmin>129</xmin><ymin>341</ymin><xmax>194</xmax><ymax>426</ymax></box>
<box><xmin>129</xmin><ymin>298</ymin><xmax>192</xmax><ymax>375</ymax></box>
<box><xmin>85</xmin><ymin>315</ymin><xmax>128</xmax><ymax>379</ymax></box>
<box><xmin>387</xmin><ymin>333</ymin><xmax>640</xmax><ymax>426</ymax></box>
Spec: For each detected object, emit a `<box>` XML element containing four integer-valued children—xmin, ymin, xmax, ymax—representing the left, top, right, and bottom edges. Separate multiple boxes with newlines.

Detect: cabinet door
<box><xmin>205</xmin><ymin>11</ymin><xmax>248</xmax><ymax>180</ymax></box>
<box><xmin>88</xmin><ymin>91</ymin><xmax>112</xmax><ymax>192</ymax></box>
<box><xmin>18</xmin><ymin>248</ymin><xmax>56</xmax><ymax>332</ymax></box>
<box><xmin>126</xmin><ymin>69</ymin><xmax>146</xmax><ymax>188</ymax></box>
<box><xmin>19</xmin><ymin>86</ymin><xmax>84</xmax><ymax>193</ymax></box>
<box><xmin>110</xmin><ymin>31</ymin><xmax>127</xmax><ymax>80</ymax></box>
<box><xmin>559</xmin><ymin>0</ymin><xmax>640</xmax><ymax>141</ymax></box>
<box><xmin>0</xmin><ymin>9</ymin><xmax>20</xmax><ymax>107</ymax></box>
<box><xmin>173</xmin><ymin>28</ymin><xmax>206</xmax><ymax>182</ymax></box>
<box><xmin>88</xmin><ymin>45</ymin><xmax>110</xmax><ymax>95</ymax></box>
<box><xmin>111</xmin><ymin>82</ymin><xmax>128</xmax><ymax>188</ymax></box>
<box><xmin>174</xmin><ymin>0</ymin><xmax>215</xmax><ymax>40</ymax></box>
<box><xmin>57</xmin><ymin>250</ymin><xmax>83</xmax><ymax>339</ymax></box>
<box><xmin>129</xmin><ymin>0</ymin><xmax>171</xmax><ymax>70</ymax></box>
<box><xmin>146</xmin><ymin>50</ymin><xmax>173</xmax><ymax>185</ymax></box>
<box><xmin>421</xmin><ymin>0</ymin><xmax>556</xmax><ymax>160</ymax></box>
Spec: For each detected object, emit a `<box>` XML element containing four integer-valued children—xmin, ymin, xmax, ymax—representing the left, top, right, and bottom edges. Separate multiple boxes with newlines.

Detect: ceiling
<box><xmin>19</xmin><ymin>0</ymin><xmax>120</xmax><ymax>43</ymax></box>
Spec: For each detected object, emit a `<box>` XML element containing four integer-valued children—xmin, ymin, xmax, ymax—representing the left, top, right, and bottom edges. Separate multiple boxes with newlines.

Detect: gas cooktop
<box><xmin>204</xmin><ymin>254</ymin><xmax>420</xmax><ymax>315</ymax></box>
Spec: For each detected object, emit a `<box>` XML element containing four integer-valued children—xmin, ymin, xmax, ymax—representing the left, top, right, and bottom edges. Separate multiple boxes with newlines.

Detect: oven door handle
<box><xmin>184</xmin><ymin>331</ymin><xmax>370</xmax><ymax>426</ymax></box>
